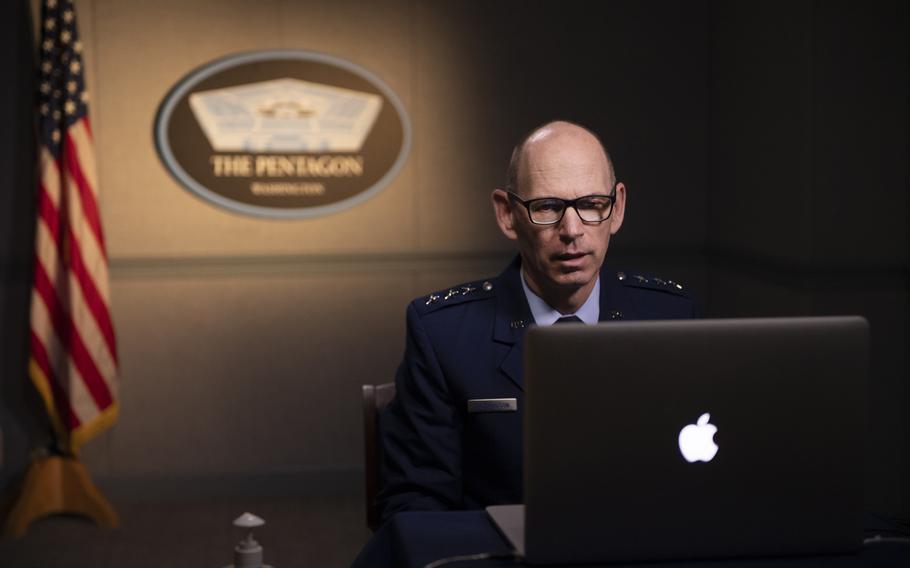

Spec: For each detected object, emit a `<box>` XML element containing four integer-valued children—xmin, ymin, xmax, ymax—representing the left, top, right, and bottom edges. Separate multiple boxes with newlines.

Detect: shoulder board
<box><xmin>417</xmin><ymin>279</ymin><xmax>496</xmax><ymax>314</ymax></box>
<box><xmin>615</xmin><ymin>271</ymin><xmax>688</xmax><ymax>297</ymax></box>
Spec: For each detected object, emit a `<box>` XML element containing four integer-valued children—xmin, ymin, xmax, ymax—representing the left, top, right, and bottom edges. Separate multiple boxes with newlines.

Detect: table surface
<box><xmin>352</xmin><ymin>511</ymin><xmax>910</xmax><ymax>568</ymax></box>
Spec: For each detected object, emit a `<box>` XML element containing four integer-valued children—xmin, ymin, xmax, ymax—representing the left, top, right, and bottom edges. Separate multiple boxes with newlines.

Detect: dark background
<box><xmin>0</xmin><ymin>0</ymin><xmax>907</xmax><ymax>564</ymax></box>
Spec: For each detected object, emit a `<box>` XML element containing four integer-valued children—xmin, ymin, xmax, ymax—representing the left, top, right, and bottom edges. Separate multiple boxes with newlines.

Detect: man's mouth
<box><xmin>552</xmin><ymin>252</ymin><xmax>589</xmax><ymax>270</ymax></box>
<box><xmin>553</xmin><ymin>252</ymin><xmax>587</xmax><ymax>261</ymax></box>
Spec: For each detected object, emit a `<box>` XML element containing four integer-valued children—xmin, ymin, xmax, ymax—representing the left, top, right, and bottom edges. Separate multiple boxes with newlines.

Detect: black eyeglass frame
<box><xmin>507</xmin><ymin>186</ymin><xmax>618</xmax><ymax>225</ymax></box>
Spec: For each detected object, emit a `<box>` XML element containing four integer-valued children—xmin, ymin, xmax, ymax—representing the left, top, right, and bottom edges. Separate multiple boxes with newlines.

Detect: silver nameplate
<box><xmin>467</xmin><ymin>398</ymin><xmax>518</xmax><ymax>413</ymax></box>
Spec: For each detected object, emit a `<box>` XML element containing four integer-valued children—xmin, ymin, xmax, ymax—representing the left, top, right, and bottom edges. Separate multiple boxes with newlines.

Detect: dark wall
<box><xmin>425</xmin><ymin>0</ymin><xmax>711</xmax><ymax>296</ymax></box>
<box><xmin>458</xmin><ymin>0</ymin><xmax>709</xmax><ymax>249</ymax></box>
<box><xmin>707</xmin><ymin>0</ymin><xmax>909</xmax><ymax>516</ymax></box>
<box><xmin>0</xmin><ymin>0</ymin><xmax>44</xmax><ymax>507</ymax></box>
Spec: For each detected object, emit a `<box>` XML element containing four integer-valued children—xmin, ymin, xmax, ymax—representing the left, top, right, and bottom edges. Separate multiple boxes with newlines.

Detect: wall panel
<box><xmin>82</xmin><ymin>269</ymin><xmax>415</xmax><ymax>479</ymax></box>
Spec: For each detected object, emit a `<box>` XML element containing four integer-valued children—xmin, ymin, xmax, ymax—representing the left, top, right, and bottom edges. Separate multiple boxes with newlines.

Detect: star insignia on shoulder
<box><xmin>421</xmin><ymin>279</ymin><xmax>495</xmax><ymax>311</ymax></box>
<box><xmin>616</xmin><ymin>271</ymin><xmax>686</xmax><ymax>295</ymax></box>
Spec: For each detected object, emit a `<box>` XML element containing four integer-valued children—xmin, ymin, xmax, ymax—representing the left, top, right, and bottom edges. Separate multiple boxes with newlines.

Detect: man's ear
<box><xmin>491</xmin><ymin>189</ymin><xmax>518</xmax><ymax>241</ymax></box>
<box><xmin>609</xmin><ymin>182</ymin><xmax>626</xmax><ymax>235</ymax></box>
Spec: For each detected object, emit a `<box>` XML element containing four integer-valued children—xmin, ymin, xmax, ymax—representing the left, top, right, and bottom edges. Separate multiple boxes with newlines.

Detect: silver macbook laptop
<box><xmin>487</xmin><ymin>316</ymin><xmax>868</xmax><ymax>564</ymax></box>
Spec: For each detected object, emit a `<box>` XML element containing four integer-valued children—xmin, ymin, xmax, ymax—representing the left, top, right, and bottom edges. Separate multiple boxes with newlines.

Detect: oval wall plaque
<box><xmin>154</xmin><ymin>50</ymin><xmax>411</xmax><ymax>219</ymax></box>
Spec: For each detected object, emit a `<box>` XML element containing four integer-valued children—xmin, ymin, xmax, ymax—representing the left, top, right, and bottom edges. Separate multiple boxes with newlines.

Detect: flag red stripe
<box><xmin>65</xmin><ymin>225</ymin><xmax>118</xmax><ymax>361</ymax></box>
<box><xmin>32</xmin><ymin>259</ymin><xmax>114</xmax><ymax>410</ymax></box>
<box><xmin>63</xmin><ymin>132</ymin><xmax>107</xmax><ymax>257</ymax></box>
<box><xmin>29</xmin><ymin>330</ymin><xmax>81</xmax><ymax>430</ymax></box>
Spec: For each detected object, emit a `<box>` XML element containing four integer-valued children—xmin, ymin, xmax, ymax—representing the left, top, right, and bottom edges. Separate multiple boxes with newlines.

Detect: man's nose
<box><xmin>558</xmin><ymin>206</ymin><xmax>585</xmax><ymax>240</ymax></box>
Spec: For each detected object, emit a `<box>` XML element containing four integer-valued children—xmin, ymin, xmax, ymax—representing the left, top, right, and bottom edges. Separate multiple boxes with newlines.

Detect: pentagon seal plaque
<box><xmin>154</xmin><ymin>50</ymin><xmax>411</xmax><ymax>219</ymax></box>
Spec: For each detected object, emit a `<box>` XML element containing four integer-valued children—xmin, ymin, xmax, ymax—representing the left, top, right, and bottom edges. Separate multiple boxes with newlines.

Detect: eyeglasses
<box><xmin>507</xmin><ymin>187</ymin><xmax>617</xmax><ymax>225</ymax></box>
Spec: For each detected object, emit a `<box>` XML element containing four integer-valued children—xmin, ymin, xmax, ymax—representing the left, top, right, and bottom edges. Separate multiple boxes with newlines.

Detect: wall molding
<box><xmin>106</xmin><ymin>246</ymin><xmax>714</xmax><ymax>278</ymax></box>
<box><xmin>109</xmin><ymin>250</ymin><xmax>516</xmax><ymax>279</ymax></box>
<box><xmin>4</xmin><ymin>246</ymin><xmax>900</xmax><ymax>287</ymax></box>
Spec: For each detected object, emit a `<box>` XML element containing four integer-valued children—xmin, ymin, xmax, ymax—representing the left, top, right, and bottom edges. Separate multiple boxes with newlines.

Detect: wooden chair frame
<box><xmin>362</xmin><ymin>382</ymin><xmax>395</xmax><ymax>531</ymax></box>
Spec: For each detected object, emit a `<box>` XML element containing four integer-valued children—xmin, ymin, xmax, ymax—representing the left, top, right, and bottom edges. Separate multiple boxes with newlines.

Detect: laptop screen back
<box><xmin>521</xmin><ymin>316</ymin><xmax>867</xmax><ymax>564</ymax></box>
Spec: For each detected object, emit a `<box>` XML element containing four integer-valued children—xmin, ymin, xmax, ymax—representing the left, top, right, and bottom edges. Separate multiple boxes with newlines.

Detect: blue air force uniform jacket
<box><xmin>376</xmin><ymin>256</ymin><xmax>696</xmax><ymax>525</ymax></box>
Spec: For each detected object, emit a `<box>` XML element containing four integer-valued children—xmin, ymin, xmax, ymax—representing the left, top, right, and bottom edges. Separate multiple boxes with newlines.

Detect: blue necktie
<box><xmin>555</xmin><ymin>316</ymin><xmax>582</xmax><ymax>324</ymax></box>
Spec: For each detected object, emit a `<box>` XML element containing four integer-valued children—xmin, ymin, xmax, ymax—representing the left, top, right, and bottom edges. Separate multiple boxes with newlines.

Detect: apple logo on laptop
<box><xmin>678</xmin><ymin>413</ymin><xmax>719</xmax><ymax>463</ymax></box>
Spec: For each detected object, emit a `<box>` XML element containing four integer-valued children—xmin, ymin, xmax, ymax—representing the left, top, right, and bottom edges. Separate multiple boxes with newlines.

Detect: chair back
<box><xmin>362</xmin><ymin>382</ymin><xmax>396</xmax><ymax>531</ymax></box>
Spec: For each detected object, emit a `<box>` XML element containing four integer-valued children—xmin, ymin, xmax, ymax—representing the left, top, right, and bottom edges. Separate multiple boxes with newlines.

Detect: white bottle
<box><xmin>225</xmin><ymin>512</ymin><xmax>273</xmax><ymax>568</ymax></box>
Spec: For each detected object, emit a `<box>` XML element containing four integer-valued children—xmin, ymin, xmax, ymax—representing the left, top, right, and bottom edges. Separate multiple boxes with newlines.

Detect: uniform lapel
<box><xmin>599</xmin><ymin>266</ymin><xmax>637</xmax><ymax>322</ymax></box>
<box><xmin>493</xmin><ymin>257</ymin><xmax>533</xmax><ymax>391</ymax></box>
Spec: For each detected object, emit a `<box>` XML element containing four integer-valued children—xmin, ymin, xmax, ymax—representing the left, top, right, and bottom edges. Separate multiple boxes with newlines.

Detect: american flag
<box><xmin>30</xmin><ymin>0</ymin><xmax>118</xmax><ymax>454</ymax></box>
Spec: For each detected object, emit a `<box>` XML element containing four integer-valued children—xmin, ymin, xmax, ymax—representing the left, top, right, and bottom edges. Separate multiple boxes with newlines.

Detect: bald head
<box><xmin>506</xmin><ymin>120</ymin><xmax>615</xmax><ymax>196</ymax></box>
<box><xmin>491</xmin><ymin>119</ymin><xmax>626</xmax><ymax>313</ymax></box>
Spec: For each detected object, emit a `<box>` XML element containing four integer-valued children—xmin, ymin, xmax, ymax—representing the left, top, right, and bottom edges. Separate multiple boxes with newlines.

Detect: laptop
<box><xmin>487</xmin><ymin>316</ymin><xmax>868</xmax><ymax>564</ymax></box>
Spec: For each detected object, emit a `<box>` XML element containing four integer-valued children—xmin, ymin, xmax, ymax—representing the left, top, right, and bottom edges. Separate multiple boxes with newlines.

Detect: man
<box><xmin>376</xmin><ymin>120</ymin><xmax>696</xmax><ymax>525</ymax></box>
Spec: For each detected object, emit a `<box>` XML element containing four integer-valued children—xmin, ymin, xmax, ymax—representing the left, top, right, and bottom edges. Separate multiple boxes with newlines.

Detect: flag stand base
<box><xmin>3</xmin><ymin>455</ymin><xmax>119</xmax><ymax>537</ymax></box>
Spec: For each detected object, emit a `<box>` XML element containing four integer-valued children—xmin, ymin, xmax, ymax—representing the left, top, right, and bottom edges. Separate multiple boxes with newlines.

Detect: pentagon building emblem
<box><xmin>154</xmin><ymin>50</ymin><xmax>411</xmax><ymax>219</ymax></box>
<box><xmin>188</xmin><ymin>79</ymin><xmax>383</xmax><ymax>153</ymax></box>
